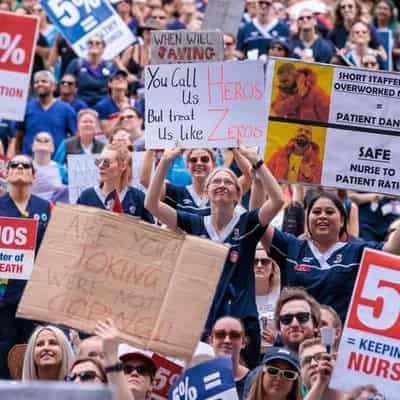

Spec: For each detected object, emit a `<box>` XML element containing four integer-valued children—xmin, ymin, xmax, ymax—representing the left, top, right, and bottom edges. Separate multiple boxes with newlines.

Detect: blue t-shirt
<box><xmin>77</xmin><ymin>186</ymin><xmax>154</xmax><ymax>224</ymax></box>
<box><xmin>237</xmin><ymin>19</ymin><xmax>289</xmax><ymax>55</ymax></box>
<box><xmin>290</xmin><ymin>37</ymin><xmax>335</xmax><ymax>64</ymax></box>
<box><xmin>269</xmin><ymin>229</ymin><xmax>384</xmax><ymax>321</ymax></box>
<box><xmin>327</xmin><ymin>24</ymin><xmax>382</xmax><ymax>50</ymax></box>
<box><xmin>16</xmin><ymin>99</ymin><xmax>77</xmax><ymax>156</ymax></box>
<box><xmin>165</xmin><ymin>183</ymin><xmax>210</xmax><ymax>216</ymax></box>
<box><xmin>177</xmin><ymin>209</ymin><xmax>267</xmax><ymax>331</ymax></box>
<box><xmin>0</xmin><ymin>193</ymin><xmax>52</xmax><ymax>304</ymax></box>
<box><xmin>64</xmin><ymin>98</ymin><xmax>89</xmax><ymax>114</ymax></box>
<box><xmin>166</xmin><ymin>156</ymin><xmax>192</xmax><ymax>186</ymax></box>
<box><xmin>94</xmin><ymin>96</ymin><xmax>120</xmax><ymax>121</ymax></box>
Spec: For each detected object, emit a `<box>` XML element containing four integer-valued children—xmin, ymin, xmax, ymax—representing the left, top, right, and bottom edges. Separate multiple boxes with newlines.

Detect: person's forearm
<box><xmin>104</xmin><ymin>353</ymin><xmax>134</xmax><ymax>400</ymax></box>
<box><xmin>144</xmin><ymin>157</ymin><xmax>170</xmax><ymax>213</ymax></box>
<box><xmin>233</xmin><ymin>149</ymin><xmax>253</xmax><ymax>193</ymax></box>
<box><xmin>383</xmin><ymin>221</ymin><xmax>400</xmax><ymax>254</ymax></box>
<box><xmin>257</xmin><ymin>164</ymin><xmax>283</xmax><ymax>209</ymax></box>
<box><xmin>348</xmin><ymin>191</ymin><xmax>382</xmax><ymax>205</ymax></box>
<box><xmin>139</xmin><ymin>150</ymin><xmax>154</xmax><ymax>188</ymax></box>
<box><xmin>249</xmin><ymin>176</ymin><xmax>266</xmax><ymax>210</ymax></box>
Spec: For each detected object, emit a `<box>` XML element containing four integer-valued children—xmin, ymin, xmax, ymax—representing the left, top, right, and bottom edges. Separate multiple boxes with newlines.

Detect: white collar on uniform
<box><xmin>307</xmin><ymin>240</ymin><xmax>347</xmax><ymax>270</ymax></box>
<box><xmin>204</xmin><ymin>213</ymin><xmax>241</xmax><ymax>243</ymax></box>
<box><xmin>93</xmin><ymin>186</ymin><xmax>128</xmax><ymax>209</ymax></box>
<box><xmin>186</xmin><ymin>185</ymin><xmax>209</xmax><ymax>208</ymax></box>
<box><xmin>253</xmin><ymin>18</ymin><xmax>278</xmax><ymax>38</ymax></box>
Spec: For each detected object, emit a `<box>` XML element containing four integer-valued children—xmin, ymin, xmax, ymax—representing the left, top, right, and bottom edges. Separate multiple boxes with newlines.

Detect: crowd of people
<box><xmin>0</xmin><ymin>0</ymin><xmax>399</xmax><ymax>399</ymax></box>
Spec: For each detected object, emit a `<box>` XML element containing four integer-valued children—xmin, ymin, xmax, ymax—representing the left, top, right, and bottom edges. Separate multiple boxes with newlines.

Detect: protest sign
<box><xmin>169</xmin><ymin>357</ymin><xmax>238</xmax><ymax>400</ymax></box>
<box><xmin>0</xmin><ymin>217</ymin><xmax>38</xmax><ymax>280</ymax></box>
<box><xmin>40</xmin><ymin>0</ymin><xmax>133</xmax><ymax>59</ymax></box>
<box><xmin>0</xmin><ymin>12</ymin><xmax>38</xmax><ymax>121</ymax></box>
<box><xmin>145</xmin><ymin>60</ymin><xmax>266</xmax><ymax>149</ymax></box>
<box><xmin>0</xmin><ymin>381</ymin><xmax>113</xmax><ymax>400</ymax></box>
<box><xmin>202</xmin><ymin>0</ymin><xmax>246</xmax><ymax>36</ymax></box>
<box><xmin>151</xmin><ymin>30</ymin><xmax>224</xmax><ymax>64</ymax></box>
<box><xmin>264</xmin><ymin>58</ymin><xmax>400</xmax><ymax>195</ymax></box>
<box><xmin>330</xmin><ymin>249</ymin><xmax>400</xmax><ymax>399</ymax></box>
<box><xmin>17</xmin><ymin>204</ymin><xmax>228</xmax><ymax>360</ymax></box>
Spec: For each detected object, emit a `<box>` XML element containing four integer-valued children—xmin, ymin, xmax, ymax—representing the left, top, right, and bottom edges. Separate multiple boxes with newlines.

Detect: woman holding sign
<box><xmin>145</xmin><ymin>148</ymin><xmax>284</xmax><ymax>367</ymax></box>
<box><xmin>261</xmin><ymin>191</ymin><xmax>400</xmax><ymax>322</ymax></box>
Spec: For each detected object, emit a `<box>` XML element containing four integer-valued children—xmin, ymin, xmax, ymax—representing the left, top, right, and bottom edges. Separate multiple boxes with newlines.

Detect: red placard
<box><xmin>0</xmin><ymin>11</ymin><xmax>38</xmax><ymax>74</ymax></box>
<box><xmin>151</xmin><ymin>354</ymin><xmax>184</xmax><ymax>400</ymax></box>
<box><xmin>0</xmin><ymin>217</ymin><xmax>38</xmax><ymax>250</ymax></box>
<box><xmin>347</xmin><ymin>248</ymin><xmax>400</xmax><ymax>340</ymax></box>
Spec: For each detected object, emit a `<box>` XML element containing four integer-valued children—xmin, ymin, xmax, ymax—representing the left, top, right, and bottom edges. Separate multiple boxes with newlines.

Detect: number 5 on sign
<box><xmin>347</xmin><ymin>248</ymin><xmax>400</xmax><ymax>339</ymax></box>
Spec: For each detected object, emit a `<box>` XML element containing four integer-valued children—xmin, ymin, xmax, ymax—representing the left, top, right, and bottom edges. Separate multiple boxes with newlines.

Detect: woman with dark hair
<box><xmin>262</xmin><ymin>191</ymin><xmax>400</xmax><ymax>322</ymax></box>
<box><xmin>247</xmin><ymin>346</ymin><xmax>302</xmax><ymax>400</ymax></box>
<box><xmin>328</xmin><ymin>0</ymin><xmax>385</xmax><ymax>56</ymax></box>
<box><xmin>67</xmin><ymin>357</ymin><xmax>107</xmax><ymax>384</ymax></box>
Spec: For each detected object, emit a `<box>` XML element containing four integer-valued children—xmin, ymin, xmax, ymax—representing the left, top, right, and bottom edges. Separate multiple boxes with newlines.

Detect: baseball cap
<box><xmin>262</xmin><ymin>347</ymin><xmax>300</xmax><ymax>372</ymax></box>
<box><xmin>110</xmin><ymin>70</ymin><xmax>128</xmax><ymax>80</ymax></box>
<box><xmin>118</xmin><ymin>344</ymin><xmax>158</xmax><ymax>377</ymax></box>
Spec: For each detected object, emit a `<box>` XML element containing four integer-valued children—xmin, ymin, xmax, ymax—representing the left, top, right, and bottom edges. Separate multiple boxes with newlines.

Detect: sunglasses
<box><xmin>60</xmin><ymin>80</ymin><xmax>75</xmax><ymax>86</ymax></box>
<box><xmin>254</xmin><ymin>258</ymin><xmax>272</xmax><ymax>266</ymax></box>
<box><xmin>212</xmin><ymin>329</ymin><xmax>243</xmax><ymax>340</ymax></box>
<box><xmin>189</xmin><ymin>156</ymin><xmax>210</xmax><ymax>163</ymax></box>
<box><xmin>94</xmin><ymin>158</ymin><xmax>112</xmax><ymax>168</ymax></box>
<box><xmin>123</xmin><ymin>364</ymin><xmax>151</xmax><ymax>376</ymax></box>
<box><xmin>65</xmin><ymin>370</ymin><xmax>101</xmax><ymax>382</ymax></box>
<box><xmin>35</xmin><ymin>137</ymin><xmax>51</xmax><ymax>143</ymax></box>
<box><xmin>264</xmin><ymin>366</ymin><xmax>299</xmax><ymax>381</ymax></box>
<box><xmin>279</xmin><ymin>312</ymin><xmax>311</xmax><ymax>325</ymax></box>
<box><xmin>298</xmin><ymin>15</ymin><xmax>313</xmax><ymax>21</ymax></box>
<box><xmin>8</xmin><ymin>161</ymin><xmax>32</xmax><ymax>170</ymax></box>
<box><xmin>300</xmin><ymin>352</ymin><xmax>324</xmax><ymax>367</ymax></box>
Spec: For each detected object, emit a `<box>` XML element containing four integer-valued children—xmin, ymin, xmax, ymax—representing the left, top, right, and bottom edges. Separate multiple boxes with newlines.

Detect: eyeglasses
<box><xmin>189</xmin><ymin>155</ymin><xmax>211</xmax><ymax>163</ymax></box>
<box><xmin>8</xmin><ymin>161</ymin><xmax>32</xmax><ymax>170</ymax></box>
<box><xmin>212</xmin><ymin>329</ymin><xmax>243</xmax><ymax>340</ymax></box>
<box><xmin>35</xmin><ymin>137</ymin><xmax>51</xmax><ymax>143</ymax></box>
<box><xmin>153</xmin><ymin>15</ymin><xmax>166</xmax><ymax>19</ymax></box>
<box><xmin>120</xmin><ymin>114</ymin><xmax>137</xmax><ymax>120</ymax></box>
<box><xmin>65</xmin><ymin>371</ymin><xmax>101</xmax><ymax>382</ymax></box>
<box><xmin>254</xmin><ymin>258</ymin><xmax>272</xmax><ymax>266</ymax></box>
<box><xmin>94</xmin><ymin>158</ymin><xmax>112</xmax><ymax>168</ymax></box>
<box><xmin>279</xmin><ymin>312</ymin><xmax>311</xmax><ymax>325</ymax></box>
<box><xmin>123</xmin><ymin>364</ymin><xmax>151</xmax><ymax>376</ymax></box>
<box><xmin>298</xmin><ymin>15</ymin><xmax>313</xmax><ymax>21</ymax></box>
<box><xmin>363</xmin><ymin>61</ymin><xmax>377</xmax><ymax>67</ymax></box>
<box><xmin>264</xmin><ymin>366</ymin><xmax>299</xmax><ymax>381</ymax></box>
<box><xmin>340</xmin><ymin>3</ymin><xmax>354</xmax><ymax>9</ymax></box>
<box><xmin>60</xmin><ymin>80</ymin><xmax>75</xmax><ymax>86</ymax></box>
<box><xmin>88</xmin><ymin>40</ymin><xmax>103</xmax><ymax>46</ymax></box>
<box><xmin>300</xmin><ymin>352</ymin><xmax>324</xmax><ymax>367</ymax></box>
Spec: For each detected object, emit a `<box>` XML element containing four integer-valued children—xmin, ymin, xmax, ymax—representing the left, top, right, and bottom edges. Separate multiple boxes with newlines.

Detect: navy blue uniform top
<box><xmin>269</xmin><ymin>229</ymin><xmax>384</xmax><ymax>321</ymax></box>
<box><xmin>94</xmin><ymin>96</ymin><xmax>120</xmax><ymax>121</ymax></box>
<box><xmin>77</xmin><ymin>186</ymin><xmax>154</xmax><ymax>224</ymax></box>
<box><xmin>177</xmin><ymin>209</ymin><xmax>267</xmax><ymax>331</ymax></box>
<box><xmin>327</xmin><ymin>24</ymin><xmax>382</xmax><ymax>50</ymax></box>
<box><xmin>290</xmin><ymin>37</ymin><xmax>335</xmax><ymax>63</ymax></box>
<box><xmin>0</xmin><ymin>193</ymin><xmax>51</xmax><ymax>305</ymax></box>
<box><xmin>165</xmin><ymin>183</ymin><xmax>211</xmax><ymax>216</ymax></box>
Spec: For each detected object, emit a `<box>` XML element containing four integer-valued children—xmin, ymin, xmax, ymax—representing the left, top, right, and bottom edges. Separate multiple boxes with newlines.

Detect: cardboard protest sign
<box><xmin>145</xmin><ymin>60</ymin><xmax>266</xmax><ymax>149</ymax></box>
<box><xmin>264</xmin><ymin>58</ymin><xmax>400</xmax><ymax>195</ymax></box>
<box><xmin>0</xmin><ymin>381</ymin><xmax>113</xmax><ymax>400</ymax></box>
<box><xmin>0</xmin><ymin>12</ymin><xmax>38</xmax><ymax>121</ymax></box>
<box><xmin>17</xmin><ymin>204</ymin><xmax>228</xmax><ymax>360</ymax></box>
<box><xmin>330</xmin><ymin>249</ymin><xmax>400</xmax><ymax>399</ymax></box>
<box><xmin>169</xmin><ymin>357</ymin><xmax>238</xmax><ymax>400</ymax></box>
<box><xmin>0</xmin><ymin>217</ymin><xmax>38</xmax><ymax>280</ymax></box>
<box><xmin>40</xmin><ymin>0</ymin><xmax>133</xmax><ymax>59</ymax></box>
<box><xmin>151</xmin><ymin>30</ymin><xmax>224</xmax><ymax>64</ymax></box>
<box><xmin>202</xmin><ymin>0</ymin><xmax>246</xmax><ymax>36</ymax></box>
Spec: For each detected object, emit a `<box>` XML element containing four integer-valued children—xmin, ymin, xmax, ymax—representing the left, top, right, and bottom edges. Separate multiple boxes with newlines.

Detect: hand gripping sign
<box><xmin>0</xmin><ymin>12</ymin><xmax>38</xmax><ymax>121</ymax></box>
<box><xmin>0</xmin><ymin>216</ymin><xmax>38</xmax><ymax>280</ymax></box>
<box><xmin>330</xmin><ymin>248</ymin><xmax>400</xmax><ymax>399</ymax></box>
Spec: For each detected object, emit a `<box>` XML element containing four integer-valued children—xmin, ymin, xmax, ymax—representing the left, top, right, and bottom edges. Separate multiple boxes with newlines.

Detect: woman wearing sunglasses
<box><xmin>66</xmin><ymin>357</ymin><xmax>107</xmax><ymax>384</ymax></box>
<box><xmin>145</xmin><ymin>148</ymin><xmax>283</xmax><ymax>368</ymax></box>
<box><xmin>247</xmin><ymin>346</ymin><xmax>302</xmax><ymax>400</ymax></box>
<box><xmin>77</xmin><ymin>142</ymin><xmax>153</xmax><ymax>223</ymax></box>
<box><xmin>141</xmin><ymin>148</ymin><xmax>252</xmax><ymax>216</ymax></box>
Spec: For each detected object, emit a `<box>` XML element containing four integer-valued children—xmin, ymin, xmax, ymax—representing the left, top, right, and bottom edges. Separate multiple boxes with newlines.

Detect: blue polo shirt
<box><xmin>64</xmin><ymin>98</ymin><xmax>89</xmax><ymax>114</ymax></box>
<box><xmin>269</xmin><ymin>229</ymin><xmax>384</xmax><ymax>321</ymax></box>
<box><xmin>290</xmin><ymin>37</ymin><xmax>335</xmax><ymax>63</ymax></box>
<box><xmin>177</xmin><ymin>209</ymin><xmax>267</xmax><ymax>331</ymax></box>
<box><xmin>0</xmin><ymin>193</ymin><xmax>52</xmax><ymax>305</ymax></box>
<box><xmin>16</xmin><ymin>99</ymin><xmax>77</xmax><ymax>156</ymax></box>
<box><xmin>94</xmin><ymin>96</ymin><xmax>120</xmax><ymax>121</ymax></box>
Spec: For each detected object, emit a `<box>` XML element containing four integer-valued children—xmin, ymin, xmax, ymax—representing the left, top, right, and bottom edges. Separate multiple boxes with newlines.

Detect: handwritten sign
<box><xmin>0</xmin><ymin>217</ymin><xmax>38</xmax><ymax>280</ymax></box>
<box><xmin>17</xmin><ymin>204</ymin><xmax>228</xmax><ymax>360</ymax></box>
<box><xmin>0</xmin><ymin>12</ymin><xmax>38</xmax><ymax>121</ymax></box>
<box><xmin>151</xmin><ymin>30</ymin><xmax>224</xmax><ymax>64</ymax></box>
<box><xmin>202</xmin><ymin>0</ymin><xmax>246</xmax><ymax>36</ymax></box>
<box><xmin>169</xmin><ymin>357</ymin><xmax>238</xmax><ymax>400</ymax></box>
<box><xmin>330</xmin><ymin>249</ymin><xmax>400</xmax><ymax>399</ymax></box>
<box><xmin>264</xmin><ymin>58</ymin><xmax>400</xmax><ymax>195</ymax></box>
<box><xmin>145</xmin><ymin>61</ymin><xmax>266</xmax><ymax>149</ymax></box>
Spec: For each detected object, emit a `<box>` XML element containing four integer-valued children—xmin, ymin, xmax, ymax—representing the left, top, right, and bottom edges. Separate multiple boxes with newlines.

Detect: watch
<box><xmin>104</xmin><ymin>362</ymin><xmax>124</xmax><ymax>373</ymax></box>
<box><xmin>252</xmin><ymin>160</ymin><xmax>264</xmax><ymax>170</ymax></box>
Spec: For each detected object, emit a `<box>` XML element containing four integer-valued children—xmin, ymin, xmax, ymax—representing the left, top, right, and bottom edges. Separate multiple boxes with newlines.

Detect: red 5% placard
<box><xmin>347</xmin><ymin>248</ymin><xmax>400</xmax><ymax>339</ymax></box>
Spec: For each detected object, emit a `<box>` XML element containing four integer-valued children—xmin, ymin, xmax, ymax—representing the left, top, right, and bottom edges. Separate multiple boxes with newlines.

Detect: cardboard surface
<box><xmin>17</xmin><ymin>204</ymin><xmax>228</xmax><ymax>360</ymax></box>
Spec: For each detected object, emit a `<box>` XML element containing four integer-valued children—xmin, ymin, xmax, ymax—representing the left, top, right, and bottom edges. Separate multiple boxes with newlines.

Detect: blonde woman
<box><xmin>22</xmin><ymin>325</ymin><xmax>75</xmax><ymax>381</ymax></box>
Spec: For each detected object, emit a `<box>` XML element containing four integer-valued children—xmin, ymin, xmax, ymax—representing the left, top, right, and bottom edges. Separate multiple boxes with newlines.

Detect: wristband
<box><xmin>252</xmin><ymin>160</ymin><xmax>264</xmax><ymax>170</ymax></box>
<box><xmin>104</xmin><ymin>362</ymin><xmax>124</xmax><ymax>373</ymax></box>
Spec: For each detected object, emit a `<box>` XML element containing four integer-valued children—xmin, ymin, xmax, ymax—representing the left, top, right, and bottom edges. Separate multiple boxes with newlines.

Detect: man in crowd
<box><xmin>58</xmin><ymin>74</ymin><xmax>89</xmax><ymax>113</ymax></box>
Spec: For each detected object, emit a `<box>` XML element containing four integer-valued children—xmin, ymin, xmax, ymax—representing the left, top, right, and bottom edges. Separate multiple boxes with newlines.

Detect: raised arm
<box><xmin>383</xmin><ymin>218</ymin><xmax>400</xmax><ymax>255</ymax></box>
<box><xmin>144</xmin><ymin>149</ymin><xmax>182</xmax><ymax>229</ymax></box>
<box><xmin>232</xmin><ymin>148</ymin><xmax>253</xmax><ymax>194</ymax></box>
